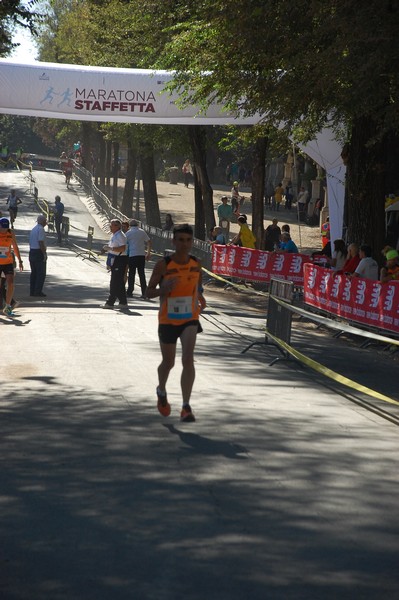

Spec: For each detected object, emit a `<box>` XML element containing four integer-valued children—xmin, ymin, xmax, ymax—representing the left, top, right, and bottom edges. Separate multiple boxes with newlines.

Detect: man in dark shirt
<box><xmin>264</xmin><ymin>218</ymin><xmax>281</xmax><ymax>251</ymax></box>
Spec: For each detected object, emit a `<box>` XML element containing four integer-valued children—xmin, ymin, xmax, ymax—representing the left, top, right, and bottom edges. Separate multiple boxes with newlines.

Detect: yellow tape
<box><xmin>265</xmin><ymin>329</ymin><xmax>399</xmax><ymax>406</ymax></box>
<box><xmin>272</xmin><ymin>296</ymin><xmax>399</xmax><ymax>347</ymax></box>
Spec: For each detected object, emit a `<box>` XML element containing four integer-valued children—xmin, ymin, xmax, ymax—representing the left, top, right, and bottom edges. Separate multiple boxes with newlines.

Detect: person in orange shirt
<box><xmin>146</xmin><ymin>224</ymin><xmax>206</xmax><ymax>422</ymax></box>
<box><xmin>0</xmin><ymin>217</ymin><xmax>23</xmax><ymax>317</ymax></box>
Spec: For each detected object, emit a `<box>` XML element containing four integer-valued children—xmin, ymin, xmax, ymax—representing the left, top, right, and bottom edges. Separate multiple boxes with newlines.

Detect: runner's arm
<box><xmin>11</xmin><ymin>231</ymin><xmax>23</xmax><ymax>269</ymax></box>
<box><xmin>197</xmin><ymin>262</ymin><xmax>206</xmax><ymax>310</ymax></box>
<box><xmin>146</xmin><ymin>259</ymin><xmax>167</xmax><ymax>298</ymax></box>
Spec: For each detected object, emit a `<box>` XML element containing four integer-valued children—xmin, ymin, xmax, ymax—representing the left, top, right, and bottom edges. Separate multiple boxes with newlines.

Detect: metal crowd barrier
<box><xmin>242</xmin><ymin>277</ymin><xmax>297</xmax><ymax>365</ymax></box>
<box><xmin>73</xmin><ymin>163</ymin><xmax>213</xmax><ymax>268</ymax></box>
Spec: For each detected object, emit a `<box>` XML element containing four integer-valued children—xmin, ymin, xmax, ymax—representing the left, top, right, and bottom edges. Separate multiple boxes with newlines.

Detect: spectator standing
<box><xmin>284</xmin><ymin>184</ymin><xmax>293</xmax><ymax>210</ymax></box>
<box><xmin>274</xmin><ymin>182</ymin><xmax>284</xmax><ymax>212</ymax></box>
<box><xmin>231</xmin><ymin>181</ymin><xmax>241</xmax><ymax>212</ymax></box>
<box><xmin>297</xmin><ymin>186</ymin><xmax>309</xmax><ymax>220</ymax></box>
<box><xmin>0</xmin><ymin>217</ymin><xmax>23</xmax><ymax>316</ymax></box>
<box><xmin>321</xmin><ymin>216</ymin><xmax>330</xmax><ymax>248</ymax></box>
<box><xmin>125</xmin><ymin>219</ymin><xmax>151</xmax><ymax>298</ymax></box>
<box><xmin>217</xmin><ymin>195</ymin><xmax>233</xmax><ymax>238</ymax></box>
<box><xmin>380</xmin><ymin>249</ymin><xmax>399</xmax><ymax>282</ymax></box>
<box><xmin>353</xmin><ymin>245</ymin><xmax>379</xmax><ymax>280</ymax></box>
<box><xmin>29</xmin><ymin>214</ymin><xmax>47</xmax><ymax>297</ymax></box>
<box><xmin>182</xmin><ymin>159</ymin><xmax>192</xmax><ymax>187</ymax></box>
<box><xmin>163</xmin><ymin>213</ymin><xmax>174</xmax><ymax>231</ymax></box>
<box><xmin>101</xmin><ymin>219</ymin><xmax>128</xmax><ymax>309</ymax></box>
<box><xmin>53</xmin><ymin>195</ymin><xmax>65</xmax><ymax>245</ymax></box>
<box><xmin>264</xmin><ymin>218</ymin><xmax>281</xmax><ymax>251</ymax></box>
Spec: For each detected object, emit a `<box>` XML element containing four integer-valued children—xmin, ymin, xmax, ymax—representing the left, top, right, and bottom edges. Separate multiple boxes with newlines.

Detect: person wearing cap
<box><xmin>231</xmin><ymin>181</ymin><xmax>241</xmax><ymax>212</ymax></box>
<box><xmin>0</xmin><ymin>217</ymin><xmax>23</xmax><ymax>316</ymax></box>
<box><xmin>125</xmin><ymin>219</ymin><xmax>151</xmax><ymax>298</ymax></box>
<box><xmin>380</xmin><ymin>249</ymin><xmax>399</xmax><ymax>283</ymax></box>
<box><xmin>217</xmin><ymin>195</ymin><xmax>233</xmax><ymax>239</ymax></box>
<box><xmin>53</xmin><ymin>195</ymin><xmax>65</xmax><ymax>245</ymax></box>
<box><xmin>29</xmin><ymin>214</ymin><xmax>48</xmax><ymax>298</ymax></box>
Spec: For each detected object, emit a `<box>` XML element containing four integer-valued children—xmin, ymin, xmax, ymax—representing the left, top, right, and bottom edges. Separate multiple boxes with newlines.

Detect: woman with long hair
<box><xmin>331</xmin><ymin>239</ymin><xmax>347</xmax><ymax>271</ymax></box>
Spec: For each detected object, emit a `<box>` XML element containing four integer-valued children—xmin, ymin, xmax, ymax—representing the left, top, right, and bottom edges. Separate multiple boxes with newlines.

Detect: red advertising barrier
<box><xmin>211</xmin><ymin>245</ymin><xmax>312</xmax><ymax>284</ymax></box>
<box><xmin>303</xmin><ymin>264</ymin><xmax>399</xmax><ymax>335</ymax></box>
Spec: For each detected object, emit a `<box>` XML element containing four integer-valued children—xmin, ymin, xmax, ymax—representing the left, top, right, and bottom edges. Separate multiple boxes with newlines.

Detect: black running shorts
<box><xmin>158</xmin><ymin>320</ymin><xmax>203</xmax><ymax>344</ymax></box>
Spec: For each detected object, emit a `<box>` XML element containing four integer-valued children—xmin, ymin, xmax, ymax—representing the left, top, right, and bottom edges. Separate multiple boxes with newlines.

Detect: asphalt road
<box><xmin>1</xmin><ymin>169</ymin><xmax>399</xmax><ymax>600</ymax></box>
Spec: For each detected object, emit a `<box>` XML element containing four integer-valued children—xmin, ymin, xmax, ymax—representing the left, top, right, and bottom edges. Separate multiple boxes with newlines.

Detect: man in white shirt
<box><xmin>353</xmin><ymin>245</ymin><xmax>379</xmax><ymax>280</ymax></box>
<box><xmin>125</xmin><ymin>219</ymin><xmax>151</xmax><ymax>298</ymax></box>
<box><xmin>297</xmin><ymin>186</ymin><xmax>309</xmax><ymax>219</ymax></box>
<box><xmin>102</xmin><ymin>219</ymin><xmax>128</xmax><ymax>309</ymax></box>
<box><xmin>29</xmin><ymin>214</ymin><xmax>48</xmax><ymax>297</ymax></box>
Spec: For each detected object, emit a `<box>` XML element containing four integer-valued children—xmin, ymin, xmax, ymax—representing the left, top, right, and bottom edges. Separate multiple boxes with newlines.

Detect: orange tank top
<box><xmin>159</xmin><ymin>255</ymin><xmax>201</xmax><ymax>325</ymax></box>
<box><xmin>0</xmin><ymin>230</ymin><xmax>13</xmax><ymax>265</ymax></box>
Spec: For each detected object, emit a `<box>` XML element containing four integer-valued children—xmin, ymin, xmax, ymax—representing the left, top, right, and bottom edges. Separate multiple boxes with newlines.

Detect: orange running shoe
<box><xmin>157</xmin><ymin>388</ymin><xmax>171</xmax><ymax>417</ymax></box>
<box><xmin>180</xmin><ymin>405</ymin><xmax>196</xmax><ymax>423</ymax></box>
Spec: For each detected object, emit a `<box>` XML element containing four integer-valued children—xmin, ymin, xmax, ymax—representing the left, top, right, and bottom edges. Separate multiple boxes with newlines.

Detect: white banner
<box><xmin>0</xmin><ymin>60</ymin><xmax>345</xmax><ymax>240</ymax></box>
<box><xmin>0</xmin><ymin>60</ymin><xmax>261</xmax><ymax>125</ymax></box>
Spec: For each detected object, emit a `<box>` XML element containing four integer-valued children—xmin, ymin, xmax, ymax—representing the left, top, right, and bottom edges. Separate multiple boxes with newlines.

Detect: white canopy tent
<box><xmin>0</xmin><ymin>60</ymin><xmax>345</xmax><ymax>240</ymax></box>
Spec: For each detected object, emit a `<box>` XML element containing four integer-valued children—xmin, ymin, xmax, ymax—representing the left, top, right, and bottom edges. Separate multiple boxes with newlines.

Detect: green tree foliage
<box><xmin>147</xmin><ymin>0</ymin><xmax>399</xmax><ymax>142</ymax></box>
<box><xmin>0</xmin><ymin>0</ymin><xmax>40</xmax><ymax>56</ymax></box>
<box><xmin>133</xmin><ymin>0</ymin><xmax>399</xmax><ymax>249</ymax></box>
<box><xmin>0</xmin><ymin>115</ymin><xmax>58</xmax><ymax>155</ymax></box>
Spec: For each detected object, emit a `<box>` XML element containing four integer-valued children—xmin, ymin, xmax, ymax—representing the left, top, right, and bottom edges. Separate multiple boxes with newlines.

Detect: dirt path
<box><xmin>127</xmin><ymin>178</ymin><xmax>322</xmax><ymax>255</ymax></box>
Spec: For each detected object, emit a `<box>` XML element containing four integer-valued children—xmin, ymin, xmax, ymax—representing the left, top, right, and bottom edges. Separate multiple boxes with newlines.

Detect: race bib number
<box><xmin>167</xmin><ymin>296</ymin><xmax>192</xmax><ymax>319</ymax></box>
<box><xmin>0</xmin><ymin>246</ymin><xmax>9</xmax><ymax>259</ymax></box>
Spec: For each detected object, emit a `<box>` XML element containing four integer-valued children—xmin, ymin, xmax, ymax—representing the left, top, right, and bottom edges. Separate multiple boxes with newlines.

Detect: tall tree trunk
<box><xmin>193</xmin><ymin>167</ymin><xmax>205</xmax><ymax>239</ymax></box>
<box><xmin>188</xmin><ymin>126</ymin><xmax>215</xmax><ymax>235</ymax></box>
<box><xmin>98</xmin><ymin>128</ymin><xmax>106</xmax><ymax>190</ymax></box>
<box><xmin>112</xmin><ymin>141</ymin><xmax>119</xmax><ymax>208</ymax></box>
<box><xmin>81</xmin><ymin>122</ymin><xmax>91</xmax><ymax>170</ymax></box>
<box><xmin>105</xmin><ymin>140</ymin><xmax>112</xmax><ymax>198</ymax></box>
<box><xmin>346</xmin><ymin>118</ymin><xmax>399</xmax><ymax>261</ymax></box>
<box><xmin>140</xmin><ymin>142</ymin><xmax>161</xmax><ymax>227</ymax></box>
<box><xmin>251</xmin><ymin>137</ymin><xmax>267</xmax><ymax>249</ymax></box>
<box><xmin>121</xmin><ymin>140</ymin><xmax>137</xmax><ymax>217</ymax></box>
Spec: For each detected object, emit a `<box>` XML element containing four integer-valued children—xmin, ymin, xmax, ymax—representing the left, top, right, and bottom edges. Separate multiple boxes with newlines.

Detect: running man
<box><xmin>146</xmin><ymin>224</ymin><xmax>206</xmax><ymax>422</ymax></box>
<box><xmin>6</xmin><ymin>190</ymin><xmax>22</xmax><ymax>228</ymax></box>
<box><xmin>64</xmin><ymin>156</ymin><xmax>73</xmax><ymax>188</ymax></box>
<box><xmin>0</xmin><ymin>217</ymin><xmax>23</xmax><ymax>317</ymax></box>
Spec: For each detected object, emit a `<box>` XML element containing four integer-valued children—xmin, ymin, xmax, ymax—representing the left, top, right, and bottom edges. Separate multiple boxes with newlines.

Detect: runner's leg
<box><xmin>5</xmin><ymin>273</ymin><xmax>14</xmax><ymax>305</ymax></box>
<box><xmin>180</xmin><ymin>325</ymin><xmax>197</xmax><ymax>404</ymax></box>
<box><xmin>158</xmin><ymin>341</ymin><xmax>176</xmax><ymax>392</ymax></box>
